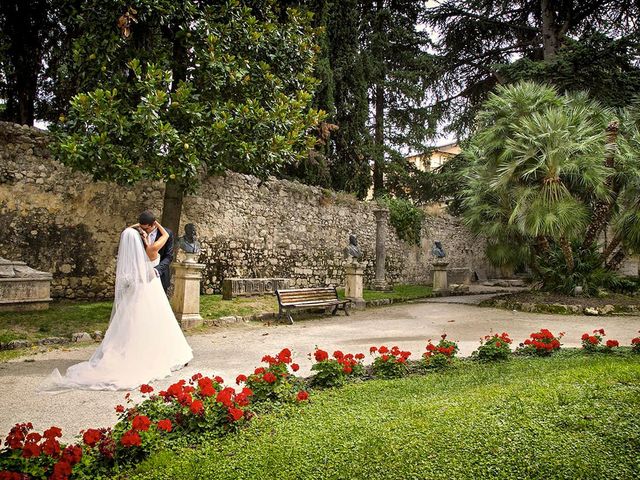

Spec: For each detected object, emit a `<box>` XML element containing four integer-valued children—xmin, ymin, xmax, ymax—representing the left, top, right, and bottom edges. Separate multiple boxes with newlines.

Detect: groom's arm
<box><xmin>155</xmin><ymin>228</ymin><xmax>174</xmax><ymax>277</ymax></box>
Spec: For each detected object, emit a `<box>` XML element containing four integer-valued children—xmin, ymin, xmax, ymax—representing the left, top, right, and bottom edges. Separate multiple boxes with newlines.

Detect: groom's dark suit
<box><xmin>154</xmin><ymin>228</ymin><xmax>174</xmax><ymax>293</ymax></box>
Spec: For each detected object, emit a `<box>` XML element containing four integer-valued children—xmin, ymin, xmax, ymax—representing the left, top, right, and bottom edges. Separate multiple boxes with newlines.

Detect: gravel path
<box><xmin>1</xmin><ymin>300</ymin><xmax>639</xmax><ymax>442</ymax></box>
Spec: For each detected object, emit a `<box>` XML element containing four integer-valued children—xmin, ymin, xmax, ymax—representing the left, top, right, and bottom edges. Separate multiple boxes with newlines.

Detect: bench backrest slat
<box><xmin>276</xmin><ymin>287</ymin><xmax>339</xmax><ymax>305</ymax></box>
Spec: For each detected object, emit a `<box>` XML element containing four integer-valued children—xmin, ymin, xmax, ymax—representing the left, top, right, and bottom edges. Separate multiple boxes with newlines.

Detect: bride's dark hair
<box><xmin>138</xmin><ymin>210</ymin><xmax>156</xmax><ymax>225</ymax></box>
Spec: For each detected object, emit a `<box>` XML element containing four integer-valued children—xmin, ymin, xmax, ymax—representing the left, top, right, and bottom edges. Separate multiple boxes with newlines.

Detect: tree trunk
<box><xmin>161</xmin><ymin>179</ymin><xmax>185</xmax><ymax>235</ymax></box>
<box><xmin>540</xmin><ymin>0</ymin><xmax>560</xmax><ymax>60</ymax></box>
<box><xmin>372</xmin><ymin>0</ymin><xmax>385</xmax><ymax>198</ymax></box>
<box><xmin>0</xmin><ymin>0</ymin><xmax>43</xmax><ymax>125</ymax></box>
<box><xmin>373</xmin><ymin>82</ymin><xmax>385</xmax><ymax>197</ymax></box>
<box><xmin>559</xmin><ymin>237</ymin><xmax>574</xmax><ymax>272</ymax></box>
<box><xmin>581</xmin><ymin>121</ymin><xmax>620</xmax><ymax>250</ymax></box>
<box><xmin>606</xmin><ymin>249</ymin><xmax>626</xmax><ymax>271</ymax></box>
<box><xmin>601</xmin><ymin>235</ymin><xmax>621</xmax><ymax>264</ymax></box>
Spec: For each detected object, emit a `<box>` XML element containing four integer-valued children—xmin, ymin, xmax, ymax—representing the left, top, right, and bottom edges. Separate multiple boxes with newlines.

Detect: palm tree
<box><xmin>461</xmin><ymin>82</ymin><xmax>630</xmax><ymax>282</ymax></box>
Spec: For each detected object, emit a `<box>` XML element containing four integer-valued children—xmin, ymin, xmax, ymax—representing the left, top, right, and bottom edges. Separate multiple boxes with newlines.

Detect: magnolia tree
<box><xmin>462</xmin><ymin>82</ymin><xmax>640</xmax><ymax>294</ymax></box>
<box><xmin>51</xmin><ymin>0</ymin><xmax>324</xmax><ymax>233</ymax></box>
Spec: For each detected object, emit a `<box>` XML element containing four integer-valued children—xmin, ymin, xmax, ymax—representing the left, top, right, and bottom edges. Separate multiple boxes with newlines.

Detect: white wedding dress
<box><xmin>40</xmin><ymin>228</ymin><xmax>193</xmax><ymax>392</ymax></box>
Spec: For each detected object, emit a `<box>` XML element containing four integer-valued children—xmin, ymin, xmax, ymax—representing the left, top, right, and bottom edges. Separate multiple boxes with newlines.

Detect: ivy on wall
<box><xmin>379</xmin><ymin>196</ymin><xmax>425</xmax><ymax>246</ymax></box>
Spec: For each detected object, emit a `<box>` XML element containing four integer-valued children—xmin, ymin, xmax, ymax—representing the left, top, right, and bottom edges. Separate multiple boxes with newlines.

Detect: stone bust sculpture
<box><xmin>432</xmin><ymin>241</ymin><xmax>446</xmax><ymax>259</ymax></box>
<box><xmin>177</xmin><ymin>223</ymin><xmax>201</xmax><ymax>254</ymax></box>
<box><xmin>344</xmin><ymin>234</ymin><xmax>363</xmax><ymax>262</ymax></box>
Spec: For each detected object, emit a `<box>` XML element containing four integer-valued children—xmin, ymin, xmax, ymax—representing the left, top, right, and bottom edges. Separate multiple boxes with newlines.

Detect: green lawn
<box><xmin>0</xmin><ymin>301</ymin><xmax>113</xmax><ymax>344</ymax></box>
<box><xmin>338</xmin><ymin>283</ymin><xmax>433</xmax><ymax>301</ymax></box>
<box><xmin>127</xmin><ymin>351</ymin><xmax>639</xmax><ymax>480</ymax></box>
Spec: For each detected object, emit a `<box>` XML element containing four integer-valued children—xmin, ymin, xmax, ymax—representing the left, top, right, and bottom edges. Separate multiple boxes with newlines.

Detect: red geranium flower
<box><xmin>378</xmin><ymin>346</ymin><xmax>389</xmax><ymax>354</ymax></box>
<box><xmin>228</xmin><ymin>407</ymin><xmax>244</xmax><ymax>422</ymax></box>
<box><xmin>581</xmin><ymin>333</ymin><xmax>589</xmax><ymax>341</ymax></box>
<box><xmin>43</xmin><ymin>427</ymin><xmax>62</xmax><ymax>439</ymax></box>
<box><xmin>21</xmin><ymin>442</ymin><xmax>41</xmax><ymax>458</ymax></box>
<box><xmin>214</xmin><ymin>376</ymin><xmax>224</xmax><ymax>384</ymax></box>
<box><xmin>606</xmin><ymin>339</ymin><xmax>619</xmax><ymax>348</ymax></box>
<box><xmin>51</xmin><ymin>460</ymin><xmax>72</xmax><ymax>480</ymax></box>
<box><xmin>291</xmin><ymin>363</ymin><xmax>300</xmax><ymax>372</ymax></box>
<box><xmin>62</xmin><ymin>445</ymin><xmax>82</xmax><ymax>465</ymax></box>
<box><xmin>157</xmin><ymin>419</ymin><xmax>172</xmax><ymax>432</ymax></box>
<box><xmin>190</xmin><ymin>400</ymin><xmax>204</xmax><ymax>415</ymax></box>
<box><xmin>296</xmin><ymin>391</ymin><xmax>309</xmax><ymax>402</ymax></box>
<box><xmin>355</xmin><ymin>353</ymin><xmax>365</xmax><ymax>360</ymax></box>
<box><xmin>236</xmin><ymin>374</ymin><xmax>248</xmax><ymax>384</ymax></box>
<box><xmin>132</xmin><ymin>415</ymin><xmax>151</xmax><ymax>432</ymax></box>
<box><xmin>139</xmin><ymin>384</ymin><xmax>153</xmax><ymax>394</ymax></box>
<box><xmin>263</xmin><ymin>372</ymin><xmax>277</xmax><ymax>384</ymax></box>
<box><xmin>82</xmin><ymin>428</ymin><xmax>102</xmax><ymax>447</ymax></box>
<box><xmin>115</xmin><ymin>405</ymin><xmax>125</xmax><ymax>413</ymax></box>
<box><xmin>120</xmin><ymin>429</ymin><xmax>141</xmax><ymax>447</ymax></box>
<box><xmin>314</xmin><ymin>349</ymin><xmax>329</xmax><ymax>362</ymax></box>
<box><xmin>216</xmin><ymin>387</ymin><xmax>235</xmax><ymax>407</ymax></box>
<box><xmin>369</xmin><ymin>346</ymin><xmax>377</xmax><ymax>354</ymax></box>
<box><xmin>41</xmin><ymin>438</ymin><xmax>61</xmax><ymax>456</ymax></box>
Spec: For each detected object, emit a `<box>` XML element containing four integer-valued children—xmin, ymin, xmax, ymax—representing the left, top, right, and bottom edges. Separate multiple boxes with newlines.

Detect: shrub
<box><xmin>519</xmin><ymin>329</ymin><xmax>564</xmax><ymax>356</ymax></box>
<box><xmin>632</xmin><ymin>331</ymin><xmax>640</xmax><ymax>353</ymax></box>
<box><xmin>0</xmin><ymin>423</ymin><xmax>82</xmax><ymax>480</ymax></box>
<box><xmin>378</xmin><ymin>196</ymin><xmax>425</xmax><ymax>245</ymax></box>
<box><xmin>243</xmin><ymin>348</ymin><xmax>307</xmax><ymax>405</ymax></box>
<box><xmin>370</xmin><ymin>345</ymin><xmax>411</xmax><ymax>378</ymax></box>
<box><xmin>310</xmin><ymin>349</ymin><xmax>365</xmax><ymax>388</ymax></box>
<box><xmin>580</xmin><ymin>328</ymin><xmax>619</xmax><ymax>353</ymax></box>
<box><xmin>473</xmin><ymin>332</ymin><xmax>512</xmax><ymax>361</ymax></box>
<box><xmin>422</xmin><ymin>334</ymin><xmax>459</xmax><ymax>368</ymax></box>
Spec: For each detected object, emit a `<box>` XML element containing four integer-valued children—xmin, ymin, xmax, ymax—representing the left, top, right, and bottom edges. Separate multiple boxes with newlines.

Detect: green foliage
<box><xmin>129</xmin><ymin>352</ymin><xmax>640</xmax><ymax>479</ymax></box>
<box><xmin>461</xmin><ymin>81</ymin><xmax>640</xmax><ymax>291</ymax></box>
<box><xmin>378</xmin><ymin>196</ymin><xmax>425</xmax><ymax>245</ymax></box>
<box><xmin>472</xmin><ymin>333</ymin><xmax>513</xmax><ymax>362</ymax></box>
<box><xmin>51</xmin><ymin>0</ymin><xmax>324</xmax><ymax>191</ymax></box>
<box><xmin>424</xmin><ymin>1</ymin><xmax>640</xmax><ymax>135</ymax></box>
<box><xmin>496</xmin><ymin>33</ymin><xmax>640</xmax><ymax>111</ymax></box>
<box><xmin>536</xmin><ymin>244</ymin><xmax>635</xmax><ymax>296</ymax></box>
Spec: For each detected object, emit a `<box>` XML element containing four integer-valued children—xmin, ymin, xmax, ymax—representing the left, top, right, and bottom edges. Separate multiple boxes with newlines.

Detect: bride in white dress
<box><xmin>41</xmin><ymin>223</ymin><xmax>193</xmax><ymax>391</ymax></box>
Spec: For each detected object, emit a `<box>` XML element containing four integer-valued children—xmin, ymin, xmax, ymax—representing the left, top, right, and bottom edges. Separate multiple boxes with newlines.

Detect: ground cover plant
<box><xmin>127</xmin><ymin>351</ymin><xmax>640</xmax><ymax>480</ymax></box>
<box><xmin>2</xmin><ymin>332</ymin><xmax>639</xmax><ymax>479</ymax></box>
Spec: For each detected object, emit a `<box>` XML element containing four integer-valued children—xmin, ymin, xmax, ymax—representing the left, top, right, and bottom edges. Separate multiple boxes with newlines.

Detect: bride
<box><xmin>41</xmin><ymin>222</ymin><xmax>193</xmax><ymax>391</ymax></box>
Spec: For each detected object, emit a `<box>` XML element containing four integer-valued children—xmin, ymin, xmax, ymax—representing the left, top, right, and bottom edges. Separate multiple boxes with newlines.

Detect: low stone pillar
<box><xmin>432</xmin><ymin>261</ymin><xmax>449</xmax><ymax>294</ymax></box>
<box><xmin>372</xmin><ymin>207</ymin><xmax>391</xmax><ymax>291</ymax></box>
<box><xmin>344</xmin><ymin>263</ymin><xmax>365</xmax><ymax>309</ymax></box>
<box><xmin>171</xmin><ymin>260</ymin><xmax>205</xmax><ymax>329</ymax></box>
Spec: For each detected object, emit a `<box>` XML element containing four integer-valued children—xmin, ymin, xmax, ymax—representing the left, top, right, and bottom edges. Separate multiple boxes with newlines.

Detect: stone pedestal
<box><xmin>432</xmin><ymin>261</ymin><xmax>449</xmax><ymax>294</ymax></box>
<box><xmin>171</xmin><ymin>261</ymin><xmax>205</xmax><ymax>329</ymax></box>
<box><xmin>344</xmin><ymin>263</ymin><xmax>365</xmax><ymax>309</ymax></box>
<box><xmin>372</xmin><ymin>207</ymin><xmax>392</xmax><ymax>291</ymax></box>
<box><xmin>0</xmin><ymin>258</ymin><xmax>52</xmax><ymax>311</ymax></box>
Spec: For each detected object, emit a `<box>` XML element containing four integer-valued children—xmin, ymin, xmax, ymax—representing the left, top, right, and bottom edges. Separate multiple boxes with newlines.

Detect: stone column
<box><xmin>344</xmin><ymin>263</ymin><xmax>365</xmax><ymax>309</ymax></box>
<box><xmin>171</xmin><ymin>260</ymin><xmax>205</xmax><ymax>329</ymax></box>
<box><xmin>372</xmin><ymin>207</ymin><xmax>391</xmax><ymax>291</ymax></box>
<box><xmin>432</xmin><ymin>261</ymin><xmax>449</xmax><ymax>294</ymax></box>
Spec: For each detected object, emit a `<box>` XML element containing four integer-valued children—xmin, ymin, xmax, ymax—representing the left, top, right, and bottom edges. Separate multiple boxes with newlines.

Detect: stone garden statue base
<box><xmin>344</xmin><ymin>263</ymin><xmax>366</xmax><ymax>309</ymax></box>
<box><xmin>432</xmin><ymin>261</ymin><xmax>449</xmax><ymax>294</ymax></box>
<box><xmin>171</xmin><ymin>261</ymin><xmax>205</xmax><ymax>329</ymax></box>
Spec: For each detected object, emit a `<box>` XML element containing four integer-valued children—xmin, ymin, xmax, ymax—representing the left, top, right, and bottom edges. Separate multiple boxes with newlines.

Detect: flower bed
<box><xmin>2</xmin><ymin>331</ymin><xmax>639</xmax><ymax>478</ymax></box>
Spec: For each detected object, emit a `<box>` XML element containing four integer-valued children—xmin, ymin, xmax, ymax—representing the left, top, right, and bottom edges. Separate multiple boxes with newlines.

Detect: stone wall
<box><xmin>0</xmin><ymin>121</ymin><xmax>489</xmax><ymax>300</ymax></box>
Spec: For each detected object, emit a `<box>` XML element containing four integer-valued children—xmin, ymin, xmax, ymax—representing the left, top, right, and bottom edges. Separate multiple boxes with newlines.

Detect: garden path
<box><xmin>1</xmin><ymin>299</ymin><xmax>639</xmax><ymax>442</ymax></box>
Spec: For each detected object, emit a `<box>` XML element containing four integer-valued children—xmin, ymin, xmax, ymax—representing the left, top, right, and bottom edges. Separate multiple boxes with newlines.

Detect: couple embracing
<box><xmin>42</xmin><ymin>211</ymin><xmax>193</xmax><ymax>392</ymax></box>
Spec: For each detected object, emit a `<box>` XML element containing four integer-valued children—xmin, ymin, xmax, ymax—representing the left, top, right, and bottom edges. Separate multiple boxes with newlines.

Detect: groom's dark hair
<box><xmin>138</xmin><ymin>210</ymin><xmax>156</xmax><ymax>226</ymax></box>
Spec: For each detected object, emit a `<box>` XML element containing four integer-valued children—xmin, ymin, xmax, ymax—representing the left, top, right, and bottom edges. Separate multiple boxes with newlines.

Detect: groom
<box><xmin>138</xmin><ymin>210</ymin><xmax>174</xmax><ymax>293</ymax></box>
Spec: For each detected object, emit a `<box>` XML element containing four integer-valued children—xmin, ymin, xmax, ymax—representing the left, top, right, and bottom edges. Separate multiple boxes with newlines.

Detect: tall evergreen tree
<box><xmin>360</xmin><ymin>0</ymin><xmax>435</xmax><ymax>197</ymax></box>
<box><xmin>423</xmin><ymin>0</ymin><xmax>640</xmax><ymax>135</ymax></box>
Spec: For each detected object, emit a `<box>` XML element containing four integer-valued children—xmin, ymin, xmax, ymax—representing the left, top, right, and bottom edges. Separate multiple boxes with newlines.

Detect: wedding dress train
<box><xmin>40</xmin><ymin>228</ymin><xmax>193</xmax><ymax>392</ymax></box>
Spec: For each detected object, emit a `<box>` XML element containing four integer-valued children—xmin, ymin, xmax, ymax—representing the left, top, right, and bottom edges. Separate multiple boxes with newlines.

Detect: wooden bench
<box><xmin>275</xmin><ymin>287</ymin><xmax>351</xmax><ymax>325</ymax></box>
